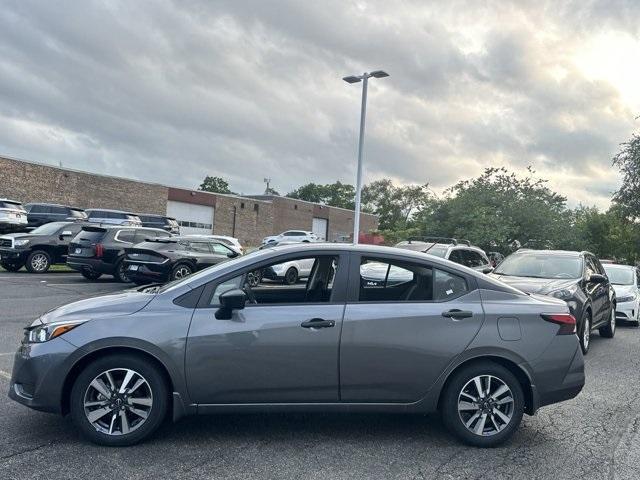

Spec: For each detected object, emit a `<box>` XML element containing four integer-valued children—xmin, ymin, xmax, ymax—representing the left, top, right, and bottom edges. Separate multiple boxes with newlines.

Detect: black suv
<box><xmin>24</xmin><ymin>203</ymin><xmax>87</xmax><ymax>228</ymax></box>
<box><xmin>66</xmin><ymin>226</ymin><xmax>170</xmax><ymax>282</ymax></box>
<box><xmin>124</xmin><ymin>236</ymin><xmax>237</xmax><ymax>284</ymax></box>
<box><xmin>0</xmin><ymin>221</ymin><xmax>84</xmax><ymax>273</ymax></box>
<box><xmin>490</xmin><ymin>249</ymin><xmax>616</xmax><ymax>354</ymax></box>
<box><xmin>138</xmin><ymin>214</ymin><xmax>180</xmax><ymax>234</ymax></box>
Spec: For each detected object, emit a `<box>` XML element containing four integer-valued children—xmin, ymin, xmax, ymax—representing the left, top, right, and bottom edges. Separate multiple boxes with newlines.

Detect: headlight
<box><xmin>551</xmin><ymin>287</ymin><xmax>576</xmax><ymax>300</ymax></box>
<box><xmin>271</xmin><ymin>264</ymin><xmax>286</xmax><ymax>273</ymax></box>
<box><xmin>14</xmin><ymin>239</ymin><xmax>30</xmax><ymax>246</ymax></box>
<box><xmin>24</xmin><ymin>319</ymin><xmax>88</xmax><ymax>343</ymax></box>
<box><xmin>617</xmin><ymin>294</ymin><xmax>636</xmax><ymax>303</ymax></box>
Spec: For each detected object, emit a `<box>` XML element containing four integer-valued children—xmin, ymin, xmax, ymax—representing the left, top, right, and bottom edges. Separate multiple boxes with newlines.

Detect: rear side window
<box><xmin>358</xmin><ymin>257</ymin><xmax>468</xmax><ymax>302</ymax></box>
<box><xmin>448</xmin><ymin>250</ymin><xmax>464</xmax><ymax>264</ymax></box>
<box><xmin>29</xmin><ymin>205</ymin><xmax>48</xmax><ymax>213</ymax></box>
<box><xmin>463</xmin><ymin>250</ymin><xmax>486</xmax><ymax>268</ymax></box>
<box><xmin>188</xmin><ymin>242</ymin><xmax>211</xmax><ymax>253</ymax></box>
<box><xmin>51</xmin><ymin>206</ymin><xmax>68</xmax><ymax>215</ymax></box>
<box><xmin>211</xmin><ymin>243</ymin><xmax>232</xmax><ymax>255</ymax></box>
<box><xmin>87</xmin><ymin>211</ymin><xmax>102</xmax><ymax>218</ymax></box>
<box><xmin>115</xmin><ymin>229</ymin><xmax>136</xmax><ymax>243</ymax></box>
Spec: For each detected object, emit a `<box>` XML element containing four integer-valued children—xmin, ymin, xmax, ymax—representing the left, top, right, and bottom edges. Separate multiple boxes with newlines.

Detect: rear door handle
<box><xmin>442</xmin><ymin>309</ymin><xmax>474</xmax><ymax>319</ymax></box>
<box><xmin>301</xmin><ymin>318</ymin><xmax>335</xmax><ymax>329</ymax></box>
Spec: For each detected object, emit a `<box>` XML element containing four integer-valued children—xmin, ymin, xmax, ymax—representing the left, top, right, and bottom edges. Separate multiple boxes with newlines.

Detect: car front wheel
<box><xmin>70</xmin><ymin>354</ymin><xmax>168</xmax><ymax>446</ymax></box>
<box><xmin>441</xmin><ymin>361</ymin><xmax>524</xmax><ymax>447</ymax></box>
<box><xmin>284</xmin><ymin>267</ymin><xmax>298</xmax><ymax>285</ymax></box>
<box><xmin>25</xmin><ymin>250</ymin><xmax>51</xmax><ymax>273</ymax></box>
<box><xmin>579</xmin><ymin>311</ymin><xmax>591</xmax><ymax>355</ymax></box>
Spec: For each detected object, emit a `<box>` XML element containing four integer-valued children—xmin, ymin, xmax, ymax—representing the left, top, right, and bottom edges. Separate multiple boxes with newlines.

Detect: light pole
<box><xmin>343</xmin><ymin>70</ymin><xmax>389</xmax><ymax>244</ymax></box>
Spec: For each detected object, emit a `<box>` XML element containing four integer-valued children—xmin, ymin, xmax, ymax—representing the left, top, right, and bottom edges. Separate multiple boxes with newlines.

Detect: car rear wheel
<box><xmin>579</xmin><ymin>311</ymin><xmax>591</xmax><ymax>355</ymax></box>
<box><xmin>113</xmin><ymin>258</ymin><xmax>131</xmax><ymax>283</ymax></box>
<box><xmin>81</xmin><ymin>270</ymin><xmax>103</xmax><ymax>280</ymax></box>
<box><xmin>0</xmin><ymin>261</ymin><xmax>23</xmax><ymax>272</ymax></box>
<box><xmin>171</xmin><ymin>263</ymin><xmax>193</xmax><ymax>281</ymax></box>
<box><xmin>599</xmin><ymin>305</ymin><xmax>616</xmax><ymax>338</ymax></box>
<box><xmin>70</xmin><ymin>354</ymin><xmax>168</xmax><ymax>446</ymax></box>
<box><xmin>25</xmin><ymin>250</ymin><xmax>51</xmax><ymax>273</ymax></box>
<box><xmin>284</xmin><ymin>267</ymin><xmax>298</xmax><ymax>285</ymax></box>
<box><xmin>441</xmin><ymin>361</ymin><xmax>524</xmax><ymax>448</ymax></box>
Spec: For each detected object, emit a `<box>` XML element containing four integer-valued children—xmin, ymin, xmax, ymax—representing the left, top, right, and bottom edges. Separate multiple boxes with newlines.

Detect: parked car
<box><xmin>262</xmin><ymin>230</ymin><xmax>319</xmax><ymax>245</ymax></box>
<box><xmin>0</xmin><ymin>198</ymin><xmax>28</xmax><ymax>233</ymax></box>
<box><xmin>9</xmin><ymin>244</ymin><xmax>584</xmax><ymax>447</ymax></box>
<box><xmin>261</xmin><ymin>257</ymin><xmax>315</xmax><ymax>284</ymax></box>
<box><xmin>123</xmin><ymin>236</ymin><xmax>238</xmax><ymax>284</ymax></box>
<box><xmin>395</xmin><ymin>237</ymin><xmax>493</xmax><ymax>273</ymax></box>
<box><xmin>602</xmin><ymin>263</ymin><xmax>640</xmax><ymax>327</ymax></box>
<box><xmin>0</xmin><ymin>221</ymin><xmax>85</xmax><ymax>272</ymax></box>
<box><xmin>490</xmin><ymin>249</ymin><xmax>616</xmax><ymax>354</ymax></box>
<box><xmin>185</xmin><ymin>234</ymin><xmax>244</xmax><ymax>255</ymax></box>
<box><xmin>137</xmin><ymin>214</ymin><xmax>179</xmax><ymax>234</ymax></box>
<box><xmin>24</xmin><ymin>203</ymin><xmax>87</xmax><ymax>228</ymax></box>
<box><xmin>85</xmin><ymin>209</ymin><xmax>142</xmax><ymax>227</ymax></box>
<box><xmin>66</xmin><ymin>226</ymin><xmax>170</xmax><ymax>281</ymax></box>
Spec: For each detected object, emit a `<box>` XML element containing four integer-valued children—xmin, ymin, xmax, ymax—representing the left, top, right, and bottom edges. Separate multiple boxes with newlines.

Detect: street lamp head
<box><xmin>369</xmin><ymin>70</ymin><xmax>389</xmax><ymax>78</ymax></box>
<box><xmin>342</xmin><ymin>75</ymin><xmax>362</xmax><ymax>84</ymax></box>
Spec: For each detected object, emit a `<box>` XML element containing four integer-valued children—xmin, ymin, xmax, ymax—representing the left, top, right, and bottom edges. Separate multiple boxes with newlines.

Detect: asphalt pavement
<box><xmin>1</xmin><ymin>271</ymin><xmax>640</xmax><ymax>480</ymax></box>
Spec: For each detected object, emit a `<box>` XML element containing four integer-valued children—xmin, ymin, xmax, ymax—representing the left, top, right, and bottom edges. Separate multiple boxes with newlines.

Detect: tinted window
<box><xmin>189</xmin><ymin>242</ymin><xmax>211</xmax><ymax>253</ymax></box>
<box><xmin>115</xmin><ymin>230</ymin><xmax>136</xmax><ymax>243</ymax></box>
<box><xmin>448</xmin><ymin>250</ymin><xmax>464</xmax><ymax>265</ymax></box>
<box><xmin>74</xmin><ymin>229</ymin><xmax>106</xmax><ymax>242</ymax></box>
<box><xmin>29</xmin><ymin>205</ymin><xmax>49</xmax><ymax>214</ymax></box>
<box><xmin>434</xmin><ymin>269</ymin><xmax>469</xmax><ymax>300</ymax></box>
<box><xmin>51</xmin><ymin>206</ymin><xmax>68</xmax><ymax>215</ymax></box>
<box><xmin>463</xmin><ymin>250</ymin><xmax>486</xmax><ymax>268</ymax></box>
<box><xmin>134</xmin><ymin>230</ymin><xmax>163</xmax><ymax>242</ymax></box>
<box><xmin>87</xmin><ymin>211</ymin><xmax>103</xmax><ymax>218</ymax></box>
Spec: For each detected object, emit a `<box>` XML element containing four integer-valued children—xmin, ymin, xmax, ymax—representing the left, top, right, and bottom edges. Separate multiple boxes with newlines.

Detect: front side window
<box><xmin>358</xmin><ymin>257</ymin><xmax>468</xmax><ymax>302</ymax></box>
<box><xmin>189</xmin><ymin>242</ymin><xmax>211</xmax><ymax>253</ymax></box>
<box><xmin>207</xmin><ymin>255</ymin><xmax>339</xmax><ymax>306</ymax></box>
<box><xmin>211</xmin><ymin>243</ymin><xmax>233</xmax><ymax>255</ymax></box>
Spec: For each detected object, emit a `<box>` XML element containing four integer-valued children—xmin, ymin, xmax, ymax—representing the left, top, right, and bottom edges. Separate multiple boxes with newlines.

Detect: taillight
<box><xmin>541</xmin><ymin>313</ymin><xmax>576</xmax><ymax>335</ymax></box>
<box><xmin>94</xmin><ymin>243</ymin><xmax>104</xmax><ymax>258</ymax></box>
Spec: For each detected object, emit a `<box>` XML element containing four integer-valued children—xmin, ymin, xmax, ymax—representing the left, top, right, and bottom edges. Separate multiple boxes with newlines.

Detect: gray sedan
<box><xmin>8</xmin><ymin>243</ymin><xmax>584</xmax><ymax>447</ymax></box>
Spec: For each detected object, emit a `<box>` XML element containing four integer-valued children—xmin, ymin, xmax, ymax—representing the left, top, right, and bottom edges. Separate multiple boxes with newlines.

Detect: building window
<box><xmin>241</xmin><ymin>202</ymin><xmax>245</xmax><ymax>209</ymax></box>
<box><xmin>294</xmin><ymin>204</ymin><xmax>298</xmax><ymax>210</ymax></box>
<box><xmin>254</xmin><ymin>203</ymin><xmax>259</xmax><ymax>213</ymax></box>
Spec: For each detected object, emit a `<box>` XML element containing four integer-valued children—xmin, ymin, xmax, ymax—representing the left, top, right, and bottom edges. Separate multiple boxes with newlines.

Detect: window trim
<box><xmin>196</xmin><ymin>251</ymin><xmax>351</xmax><ymax>309</ymax></box>
<box><xmin>346</xmin><ymin>252</ymin><xmax>477</xmax><ymax>304</ymax></box>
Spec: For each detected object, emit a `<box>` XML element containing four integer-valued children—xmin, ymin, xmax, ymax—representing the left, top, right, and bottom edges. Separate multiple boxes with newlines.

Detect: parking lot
<box><xmin>0</xmin><ymin>271</ymin><xmax>639</xmax><ymax>480</ymax></box>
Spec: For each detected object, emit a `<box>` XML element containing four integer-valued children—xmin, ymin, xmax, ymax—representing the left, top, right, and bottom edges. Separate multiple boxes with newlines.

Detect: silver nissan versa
<box><xmin>8</xmin><ymin>243</ymin><xmax>584</xmax><ymax>447</ymax></box>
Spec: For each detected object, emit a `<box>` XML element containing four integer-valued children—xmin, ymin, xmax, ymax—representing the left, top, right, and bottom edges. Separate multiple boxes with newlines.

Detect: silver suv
<box><xmin>0</xmin><ymin>198</ymin><xmax>28</xmax><ymax>233</ymax></box>
<box><xmin>395</xmin><ymin>237</ymin><xmax>493</xmax><ymax>273</ymax></box>
<box><xmin>85</xmin><ymin>209</ymin><xmax>143</xmax><ymax>227</ymax></box>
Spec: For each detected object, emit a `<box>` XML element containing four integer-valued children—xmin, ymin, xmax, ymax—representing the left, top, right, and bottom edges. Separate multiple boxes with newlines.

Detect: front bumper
<box><xmin>8</xmin><ymin>338</ymin><xmax>78</xmax><ymax>414</ymax></box>
<box><xmin>615</xmin><ymin>300</ymin><xmax>637</xmax><ymax>322</ymax></box>
<box><xmin>0</xmin><ymin>248</ymin><xmax>28</xmax><ymax>264</ymax></box>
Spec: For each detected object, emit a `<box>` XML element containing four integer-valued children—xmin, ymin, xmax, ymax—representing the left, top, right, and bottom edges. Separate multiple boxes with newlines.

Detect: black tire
<box><xmin>579</xmin><ymin>310</ymin><xmax>591</xmax><ymax>355</ymax></box>
<box><xmin>80</xmin><ymin>270</ymin><xmax>103</xmax><ymax>280</ymax></box>
<box><xmin>441</xmin><ymin>361</ymin><xmax>524</xmax><ymax>448</ymax></box>
<box><xmin>113</xmin><ymin>258</ymin><xmax>131</xmax><ymax>283</ymax></box>
<box><xmin>25</xmin><ymin>250</ymin><xmax>51</xmax><ymax>273</ymax></box>
<box><xmin>284</xmin><ymin>267</ymin><xmax>298</xmax><ymax>285</ymax></box>
<box><xmin>0</xmin><ymin>261</ymin><xmax>23</xmax><ymax>272</ymax></box>
<box><xmin>171</xmin><ymin>263</ymin><xmax>193</xmax><ymax>281</ymax></box>
<box><xmin>599</xmin><ymin>304</ymin><xmax>616</xmax><ymax>338</ymax></box>
<box><xmin>70</xmin><ymin>353</ymin><xmax>169</xmax><ymax>446</ymax></box>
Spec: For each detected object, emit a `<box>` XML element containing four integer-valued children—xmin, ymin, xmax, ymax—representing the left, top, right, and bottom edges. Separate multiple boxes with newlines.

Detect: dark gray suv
<box><xmin>8</xmin><ymin>244</ymin><xmax>584</xmax><ymax>447</ymax></box>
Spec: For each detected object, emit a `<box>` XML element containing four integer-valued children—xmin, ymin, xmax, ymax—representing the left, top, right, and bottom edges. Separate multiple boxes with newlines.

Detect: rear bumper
<box><xmin>66</xmin><ymin>257</ymin><xmax>114</xmax><ymax>275</ymax></box>
<box><xmin>125</xmin><ymin>262</ymin><xmax>171</xmax><ymax>283</ymax></box>
<box><xmin>533</xmin><ymin>338</ymin><xmax>585</xmax><ymax>409</ymax></box>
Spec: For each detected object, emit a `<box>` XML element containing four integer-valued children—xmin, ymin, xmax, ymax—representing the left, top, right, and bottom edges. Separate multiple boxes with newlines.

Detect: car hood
<box><xmin>489</xmin><ymin>274</ymin><xmax>579</xmax><ymax>295</ymax></box>
<box><xmin>1</xmin><ymin>232</ymin><xmax>40</xmax><ymax>240</ymax></box>
<box><xmin>36</xmin><ymin>290</ymin><xmax>155</xmax><ymax>325</ymax></box>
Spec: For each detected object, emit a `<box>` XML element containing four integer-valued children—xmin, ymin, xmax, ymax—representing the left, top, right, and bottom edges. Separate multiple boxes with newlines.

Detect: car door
<box><xmin>185</xmin><ymin>251</ymin><xmax>348</xmax><ymax>405</ymax></box>
<box><xmin>584</xmin><ymin>255</ymin><xmax>606</xmax><ymax>324</ymax></box>
<box><xmin>55</xmin><ymin>223</ymin><xmax>82</xmax><ymax>261</ymax></box>
<box><xmin>340</xmin><ymin>253</ymin><xmax>485</xmax><ymax>402</ymax></box>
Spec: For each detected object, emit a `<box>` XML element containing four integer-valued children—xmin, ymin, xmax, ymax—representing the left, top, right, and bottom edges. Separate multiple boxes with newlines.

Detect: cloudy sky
<box><xmin>1</xmin><ymin>0</ymin><xmax>639</xmax><ymax>208</ymax></box>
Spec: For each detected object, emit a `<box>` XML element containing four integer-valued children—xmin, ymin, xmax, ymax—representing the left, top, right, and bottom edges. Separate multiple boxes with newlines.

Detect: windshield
<box><xmin>603</xmin><ymin>265</ymin><xmax>635</xmax><ymax>285</ymax></box>
<box><xmin>30</xmin><ymin>222</ymin><xmax>68</xmax><ymax>235</ymax></box>
<box><xmin>494</xmin><ymin>253</ymin><xmax>583</xmax><ymax>279</ymax></box>
<box><xmin>395</xmin><ymin>242</ymin><xmax>448</xmax><ymax>258</ymax></box>
<box><xmin>0</xmin><ymin>201</ymin><xmax>25</xmax><ymax>211</ymax></box>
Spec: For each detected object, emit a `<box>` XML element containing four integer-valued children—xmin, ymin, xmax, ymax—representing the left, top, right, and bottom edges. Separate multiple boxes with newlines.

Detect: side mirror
<box><xmin>215</xmin><ymin>289</ymin><xmax>247</xmax><ymax>319</ymax></box>
<box><xmin>482</xmin><ymin>267</ymin><xmax>494</xmax><ymax>274</ymax></box>
<box><xmin>588</xmin><ymin>273</ymin><xmax>607</xmax><ymax>283</ymax></box>
<box><xmin>227</xmin><ymin>251</ymin><xmax>239</xmax><ymax>258</ymax></box>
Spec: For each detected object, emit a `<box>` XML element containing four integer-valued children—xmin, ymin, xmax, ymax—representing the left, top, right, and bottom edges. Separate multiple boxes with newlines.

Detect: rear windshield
<box><xmin>0</xmin><ymin>201</ymin><xmax>25</xmax><ymax>211</ymax></box>
<box><xmin>75</xmin><ymin>229</ymin><xmax>106</xmax><ymax>242</ymax></box>
<box><xmin>494</xmin><ymin>253</ymin><xmax>583</xmax><ymax>279</ymax></box>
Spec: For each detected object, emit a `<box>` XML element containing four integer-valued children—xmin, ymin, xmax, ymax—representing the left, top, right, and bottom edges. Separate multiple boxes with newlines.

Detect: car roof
<box><xmin>0</xmin><ymin>198</ymin><xmax>22</xmax><ymax>204</ymax></box>
<box><xmin>25</xmin><ymin>202</ymin><xmax>84</xmax><ymax>209</ymax></box>
<box><xmin>85</xmin><ymin>208</ymin><xmax>138</xmax><ymax>215</ymax></box>
<box><xmin>514</xmin><ymin>249</ymin><xmax>587</xmax><ymax>257</ymax></box>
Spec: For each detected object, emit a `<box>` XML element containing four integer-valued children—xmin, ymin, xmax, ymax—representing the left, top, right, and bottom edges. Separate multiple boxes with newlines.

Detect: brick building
<box><xmin>0</xmin><ymin>155</ymin><xmax>378</xmax><ymax>246</ymax></box>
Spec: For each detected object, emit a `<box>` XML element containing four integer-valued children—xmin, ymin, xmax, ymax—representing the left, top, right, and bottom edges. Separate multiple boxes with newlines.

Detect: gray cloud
<box><xmin>0</xmin><ymin>0</ymin><xmax>638</xmax><ymax>208</ymax></box>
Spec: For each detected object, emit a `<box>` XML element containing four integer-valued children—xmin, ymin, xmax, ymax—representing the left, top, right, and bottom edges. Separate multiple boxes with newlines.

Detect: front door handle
<box><xmin>301</xmin><ymin>318</ymin><xmax>335</xmax><ymax>329</ymax></box>
<box><xmin>442</xmin><ymin>309</ymin><xmax>474</xmax><ymax>319</ymax></box>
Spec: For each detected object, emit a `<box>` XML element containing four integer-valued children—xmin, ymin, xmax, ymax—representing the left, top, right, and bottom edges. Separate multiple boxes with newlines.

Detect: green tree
<box><xmin>199</xmin><ymin>176</ymin><xmax>232</xmax><ymax>194</ymax></box>
<box><xmin>287</xmin><ymin>182</ymin><xmax>356</xmax><ymax>210</ymax></box>
<box><xmin>612</xmin><ymin>131</ymin><xmax>640</xmax><ymax>218</ymax></box>
<box><xmin>361</xmin><ymin>180</ymin><xmax>433</xmax><ymax>231</ymax></box>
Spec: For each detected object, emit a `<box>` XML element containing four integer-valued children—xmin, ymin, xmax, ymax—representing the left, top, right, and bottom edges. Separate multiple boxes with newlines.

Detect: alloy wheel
<box><xmin>83</xmin><ymin>368</ymin><xmax>153</xmax><ymax>436</ymax></box>
<box><xmin>174</xmin><ymin>266</ymin><xmax>192</xmax><ymax>279</ymax></box>
<box><xmin>457</xmin><ymin>375</ymin><xmax>514</xmax><ymax>436</ymax></box>
<box><xmin>583</xmin><ymin>317</ymin><xmax>590</xmax><ymax>350</ymax></box>
<box><xmin>30</xmin><ymin>253</ymin><xmax>48</xmax><ymax>272</ymax></box>
<box><xmin>611</xmin><ymin>308</ymin><xmax>616</xmax><ymax>334</ymax></box>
